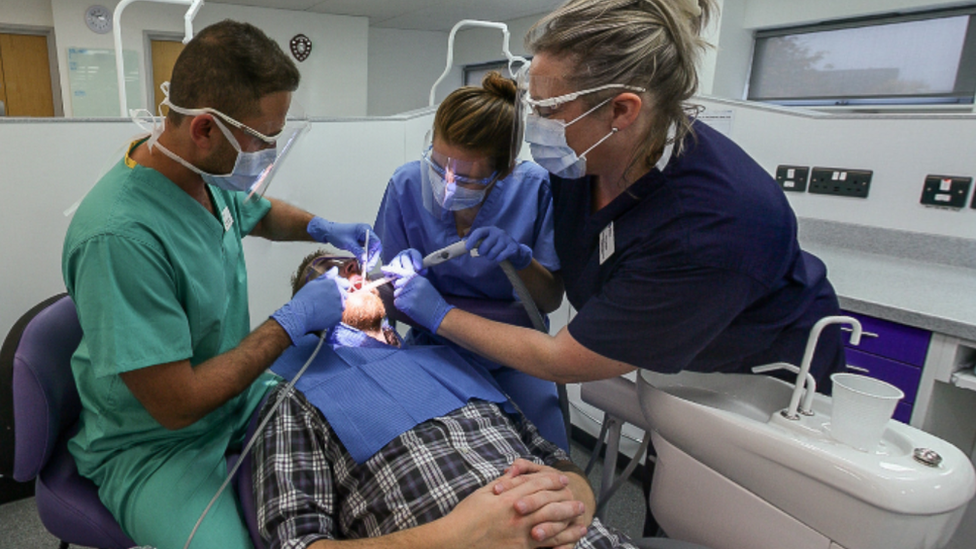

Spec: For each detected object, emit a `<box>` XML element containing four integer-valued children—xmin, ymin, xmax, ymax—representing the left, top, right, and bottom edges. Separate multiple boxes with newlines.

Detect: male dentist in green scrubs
<box><xmin>61</xmin><ymin>20</ymin><xmax>380</xmax><ymax>549</ymax></box>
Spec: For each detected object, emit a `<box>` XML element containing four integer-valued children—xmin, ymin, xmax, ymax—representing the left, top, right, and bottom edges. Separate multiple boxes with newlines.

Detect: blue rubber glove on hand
<box><xmin>381</xmin><ymin>249</ymin><xmax>453</xmax><ymax>333</ymax></box>
<box><xmin>381</xmin><ymin>248</ymin><xmax>427</xmax><ymax>279</ymax></box>
<box><xmin>307</xmin><ymin>216</ymin><xmax>383</xmax><ymax>271</ymax></box>
<box><xmin>466</xmin><ymin>226</ymin><xmax>533</xmax><ymax>270</ymax></box>
<box><xmin>272</xmin><ymin>267</ymin><xmax>350</xmax><ymax>345</ymax></box>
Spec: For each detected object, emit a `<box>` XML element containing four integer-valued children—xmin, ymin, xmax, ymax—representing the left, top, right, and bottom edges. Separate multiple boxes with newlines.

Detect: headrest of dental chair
<box><xmin>377</xmin><ymin>282</ymin><xmax>536</xmax><ymax>331</ymax></box>
<box><xmin>0</xmin><ymin>294</ymin><xmax>83</xmax><ymax>481</ymax></box>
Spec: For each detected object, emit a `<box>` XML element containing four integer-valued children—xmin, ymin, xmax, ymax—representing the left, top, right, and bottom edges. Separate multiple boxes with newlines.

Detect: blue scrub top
<box><xmin>553</xmin><ymin>121</ymin><xmax>844</xmax><ymax>385</ymax></box>
<box><xmin>374</xmin><ymin>160</ymin><xmax>559</xmax><ymax>301</ymax></box>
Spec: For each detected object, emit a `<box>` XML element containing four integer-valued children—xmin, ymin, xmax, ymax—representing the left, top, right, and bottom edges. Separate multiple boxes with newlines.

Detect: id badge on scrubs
<box><xmin>221</xmin><ymin>207</ymin><xmax>234</xmax><ymax>232</ymax></box>
<box><xmin>599</xmin><ymin>222</ymin><xmax>615</xmax><ymax>265</ymax></box>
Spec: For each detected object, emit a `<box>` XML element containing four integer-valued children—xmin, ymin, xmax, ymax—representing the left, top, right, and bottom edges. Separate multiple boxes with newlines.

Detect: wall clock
<box><xmin>85</xmin><ymin>5</ymin><xmax>113</xmax><ymax>35</ymax></box>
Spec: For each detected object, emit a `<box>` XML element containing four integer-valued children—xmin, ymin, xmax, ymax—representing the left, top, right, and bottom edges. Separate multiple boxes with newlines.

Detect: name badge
<box><xmin>221</xmin><ymin>207</ymin><xmax>234</xmax><ymax>232</ymax></box>
<box><xmin>599</xmin><ymin>222</ymin><xmax>615</xmax><ymax>265</ymax></box>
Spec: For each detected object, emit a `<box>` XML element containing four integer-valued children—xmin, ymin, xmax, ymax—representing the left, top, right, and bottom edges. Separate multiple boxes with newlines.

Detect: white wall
<box><xmin>0</xmin><ymin>109</ymin><xmax>436</xmax><ymax>344</ymax></box>
<box><xmin>367</xmin><ymin>28</ymin><xmax>452</xmax><ymax>116</ymax></box>
<box><xmin>697</xmin><ymin>96</ymin><xmax>976</xmax><ymax>237</ymax></box>
<box><xmin>2</xmin><ymin>0</ymin><xmax>368</xmax><ymax>118</ymax></box>
<box><xmin>0</xmin><ymin>0</ymin><xmax>54</xmax><ymax>27</ymax></box>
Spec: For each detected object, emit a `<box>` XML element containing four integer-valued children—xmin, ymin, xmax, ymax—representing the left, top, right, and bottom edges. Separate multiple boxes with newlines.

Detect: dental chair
<box><xmin>1</xmin><ymin>294</ymin><xmax>265</xmax><ymax>549</ymax></box>
<box><xmin>579</xmin><ymin>375</ymin><xmax>652</xmax><ymax>522</ymax></box>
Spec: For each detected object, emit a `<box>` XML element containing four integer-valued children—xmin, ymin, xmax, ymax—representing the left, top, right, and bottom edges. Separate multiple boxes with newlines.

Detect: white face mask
<box><xmin>130</xmin><ymin>82</ymin><xmax>303</xmax><ymax>195</ymax></box>
<box><xmin>148</xmin><ymin>106</ymin><xmax>277</xmax><ymax>193</ymax></box>
<box><xmin>521</xmin><ymin>83</ymin><xmax>645</xmax><ymax>179</ymax></box>
<box><xmin>524</xmin><ymin>98</ymin><xmax>617</xmax><ymax>179</ymax></box>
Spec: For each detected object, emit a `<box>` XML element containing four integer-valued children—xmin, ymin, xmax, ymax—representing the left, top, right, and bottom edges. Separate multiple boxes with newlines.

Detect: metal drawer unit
<box><xmin>841</xmin><ymin>310</ymin><xmax>932</xmax><ymax>423</ymax></box>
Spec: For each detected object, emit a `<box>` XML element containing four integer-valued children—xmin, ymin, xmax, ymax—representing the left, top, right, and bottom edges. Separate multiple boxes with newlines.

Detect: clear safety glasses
<box><xmin>131</xmin><ymin>81</ymin><xmax>311</xmax><ymax>202</ymax></box>
<box><xmin>421</xmin><ymin>147</ymin><xmax>498</xmax><ymax>187</ymax></box>
<box><xmin>419</xmin><ymin>130</ymin><xmax>500</xmax><ymax>215</ymax></box>
<box><xmin>515</xmin><ymin>70</ymin><xmax>646</xmax><ymax>117</ymax></box>
<box><xmin>421</xmin><ymin>130</ymin><xmax>499</xmax><ymax>187</ymax></box>
<box><xmin>303</xmin><ymin>255</ymin><xmax>362</xmax><ymax>288</ymax></box>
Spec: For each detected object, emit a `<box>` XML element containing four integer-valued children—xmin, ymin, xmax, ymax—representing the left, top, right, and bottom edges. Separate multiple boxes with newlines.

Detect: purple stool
<box><xmin>0</xmin><ymin>294</ymin><xmax>135</xmax><ymax>549</ymax></box>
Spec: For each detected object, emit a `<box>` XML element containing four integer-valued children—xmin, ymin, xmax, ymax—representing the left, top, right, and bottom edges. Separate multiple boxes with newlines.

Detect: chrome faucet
<box><xmin>788</xmin><ymin>315</ymin><xmax>862</xmax><ymax>419</ymax></box>
<box><xmin>752</xmin><ymin>362</ymin><xmax>818</xmax><ymax>417</ymax></box>
<box><xmin>752</xmin><ymin>316</ymin><xmax>863</xmax><ymax>420</ymax></box>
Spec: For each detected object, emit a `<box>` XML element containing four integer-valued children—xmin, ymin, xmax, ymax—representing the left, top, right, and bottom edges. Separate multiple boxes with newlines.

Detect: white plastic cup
<box><xmin>828</xmin><ymin>373</ymin><xmax>904</xmax><ymax>452</ymax></box>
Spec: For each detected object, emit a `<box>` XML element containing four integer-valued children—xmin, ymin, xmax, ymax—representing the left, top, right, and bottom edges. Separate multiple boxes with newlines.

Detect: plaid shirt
<box><xmin>254</xmin><ymin>384</ymin><xmax>638</xmax><ymax>549</ymax></box>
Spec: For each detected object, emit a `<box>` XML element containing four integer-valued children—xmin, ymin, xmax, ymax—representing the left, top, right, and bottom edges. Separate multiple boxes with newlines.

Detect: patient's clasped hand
<box><xmin>253</xmin><ymin>250</ymin><xmax>639</xmax><ymax>549</ymax></box>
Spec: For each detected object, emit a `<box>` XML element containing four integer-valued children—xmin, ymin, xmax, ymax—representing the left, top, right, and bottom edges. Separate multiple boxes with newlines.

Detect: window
<box><xmin>463</xmin><ymin>60</ymin><xmax>513</xmax><ymax>86</ymax></box>
<box><xmin>748</xmin><ymin>8</ymin><xmax>976</xmax><ymax>107</ymax></box>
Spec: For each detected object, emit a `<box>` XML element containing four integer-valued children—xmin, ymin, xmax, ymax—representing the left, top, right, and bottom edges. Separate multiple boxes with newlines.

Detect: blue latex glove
<box><xmin>307</xmin><ymin>216</ymin><xmax>383</xmax><ymax>271</ymax></box>
<box><xmin>381</xmin><ymin>249</ymin><xmax>453</xmax><ymax>333</ymax></box>
<box><xmin>272</xmin><ymin>267</ymin><xmax>350</xmax><ymax>345</ymax></box>
<box><xmin>381</xmin><ymin>248</ymin><xmax>427</xmax><ymax>279</ymax></box>
<box><xmin>466</xmin><ymin>226</ymin><xmax>533</xmax><ymax>270</ymax></box>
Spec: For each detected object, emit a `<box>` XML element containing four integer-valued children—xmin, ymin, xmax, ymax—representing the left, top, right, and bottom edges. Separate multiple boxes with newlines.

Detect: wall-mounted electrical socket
<box><xmin>808</xmin><ymin>168</ymin><xmax>872</xmax><ymax>198</ymax></box>
<box><xmin>775</xmin><ymin>165</ymin><xmax>808</xmax><ymax>192</ymax></box>
<box><xmin>920</xmin><ymin>175</ymin><xmax>972</xmax><ymax>209</ymax></box>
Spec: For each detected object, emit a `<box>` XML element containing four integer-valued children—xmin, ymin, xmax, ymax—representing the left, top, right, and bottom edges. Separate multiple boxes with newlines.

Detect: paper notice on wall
<box><xmin>698</xmin><ymin>109</ymin><xmax>734</xmax><ymax>137</ymax></box>
<box><xmin>68</xmin><ymin>48</ymin><xmax>141</xmax><ymax>117</ymax></box>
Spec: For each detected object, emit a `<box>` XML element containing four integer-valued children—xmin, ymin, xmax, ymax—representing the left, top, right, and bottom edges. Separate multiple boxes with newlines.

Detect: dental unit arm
<box><xmin>428</xmin><ymin>20</ymin><xmax>530</xmax><ymax>107</ymax></box>
<box><xmin>114</xmin><ymin>0</ymin><xmax>204</xmax><ymax>116</ymax></box>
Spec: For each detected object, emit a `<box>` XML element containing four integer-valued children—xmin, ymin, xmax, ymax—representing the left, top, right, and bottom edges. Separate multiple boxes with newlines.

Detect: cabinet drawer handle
<box><xmin>846</xmin><ymin>364</ymin><xmax>871</xmax><ymax>374</ymax></box>
<box><xmin>841</xmin><ymin>327</ymin><xmax>878</xmax><ymax>338</ymax></box>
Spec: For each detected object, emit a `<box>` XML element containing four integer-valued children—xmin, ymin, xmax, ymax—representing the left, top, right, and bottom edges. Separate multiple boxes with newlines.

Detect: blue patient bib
<box><xmin>271</xmin><ymin>328</ymin><xmax>509</xmax><ymax>463</ymax></box>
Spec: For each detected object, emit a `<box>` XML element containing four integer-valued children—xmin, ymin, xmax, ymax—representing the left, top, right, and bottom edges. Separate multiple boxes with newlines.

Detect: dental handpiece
<box><xmin>357</xmin><ymin>240</ymin><xmax>477</xmax><ymax>293</ymax></box>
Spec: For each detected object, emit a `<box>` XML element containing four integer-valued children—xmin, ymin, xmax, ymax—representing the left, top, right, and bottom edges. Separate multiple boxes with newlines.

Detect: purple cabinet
<box><xmin>841</xmin><ymin>310</ymin><xmax>932</xmax><ymax>424</ymax></box>
<box><xmin>842</xmin><ymin>311</ymin><xmax>931</xmax><ymax>367</ymax></box>
<box><xmin>845</xmin><ymin>348</ymin><xmax>921</xmax><ymax>404</ymax></box>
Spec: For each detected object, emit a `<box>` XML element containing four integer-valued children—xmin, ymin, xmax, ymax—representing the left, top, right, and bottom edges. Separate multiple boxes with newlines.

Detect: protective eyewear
<box><xmin>158</xmin><ymin>81</ymin><xmax>287</xmax><ymax>144</ymax></box>
<box><xmin>421</xmin><ymin>130</ymin><xmax>499</xmax><ymax>187</ymax></box>
<box><xmin>518</xmin><ymin>70</ymin><xmax>646</xmax><ymax>117</ymax></box>
<box><xmin>421</xmin><ymin>147</ymin><xmax>499</xmax><ymax>188</ymax></box>
<box><xmin>304</xmin><ymin>255</ymin><xmax>361</xmax><ymax>284</ymax></box>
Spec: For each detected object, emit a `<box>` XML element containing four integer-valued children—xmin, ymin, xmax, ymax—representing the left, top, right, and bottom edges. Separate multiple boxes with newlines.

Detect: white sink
<box><xmin>638</xmin><ymin>369</ymin><xmax>976</xmax><ymax>549</ymax></box>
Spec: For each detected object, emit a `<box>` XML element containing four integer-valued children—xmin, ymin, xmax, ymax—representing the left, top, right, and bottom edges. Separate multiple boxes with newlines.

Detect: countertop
<box><xmin>798</xmin><ymin>218</ymin><xmax>976</xmax><ymax>342</ymax></box>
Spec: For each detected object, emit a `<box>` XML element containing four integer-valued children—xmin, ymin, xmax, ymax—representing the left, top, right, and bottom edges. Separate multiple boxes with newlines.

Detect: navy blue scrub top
<box><xmin>552</xmin><ymin>120</ymin><xmax>844</xmax><ymax>385</ymax></box>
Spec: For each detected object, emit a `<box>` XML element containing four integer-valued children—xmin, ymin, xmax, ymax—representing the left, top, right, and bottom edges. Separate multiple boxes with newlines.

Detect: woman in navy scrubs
<box><xmin>386</xmin><ymin>0</ymin><xmax>844</xmax><ymax>400</ymax></box>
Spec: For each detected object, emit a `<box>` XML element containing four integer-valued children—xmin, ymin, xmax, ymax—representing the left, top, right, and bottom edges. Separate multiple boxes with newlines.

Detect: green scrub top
<box><xmin>62</xmin><ymin>141</ymin><xmax>273</xmax><ymax>492</ymax></box>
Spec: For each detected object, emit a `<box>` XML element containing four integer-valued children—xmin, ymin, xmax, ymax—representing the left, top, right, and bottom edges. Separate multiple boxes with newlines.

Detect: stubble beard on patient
<box><xmin>342</xmin><ymin>289</ymin><xmax>386</xmax><ymax>335</ymax></box>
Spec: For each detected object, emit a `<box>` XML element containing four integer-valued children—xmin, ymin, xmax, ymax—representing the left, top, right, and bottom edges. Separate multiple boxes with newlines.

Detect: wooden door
<box><xmin>151</xmin><ymin>39</ymin><xmax>184</xmax><ymax>115</ymax></box>
<box><xmin>0</xmin><ymin>42</ymin><xmax>7</xmax><ymax>115</ymax></box>
<box><xmin>0</xmin><ymin>33</ymin><xmax>54</xmax><ymax>117</ymax></box>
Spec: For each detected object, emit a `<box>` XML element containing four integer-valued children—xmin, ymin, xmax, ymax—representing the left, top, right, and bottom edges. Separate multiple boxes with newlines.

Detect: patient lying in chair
<box><xmin>253</xmin><ymin>250</ymin><xmax>639</xmax><ymax>549</ymax></box>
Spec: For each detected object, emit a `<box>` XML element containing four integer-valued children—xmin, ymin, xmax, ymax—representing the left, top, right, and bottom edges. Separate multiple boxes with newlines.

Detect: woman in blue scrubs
<box><xmin>374</xmin><ymin>71</ymin><xmax>568</xmax><ymax>449</ymax></box>
<box><xmin>385</xmin><ymin>0</ymin><xmax>845</xmax><ymax>422</ymax></box>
